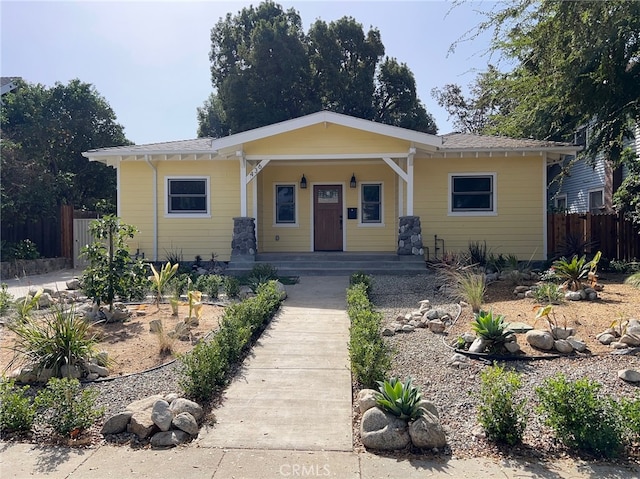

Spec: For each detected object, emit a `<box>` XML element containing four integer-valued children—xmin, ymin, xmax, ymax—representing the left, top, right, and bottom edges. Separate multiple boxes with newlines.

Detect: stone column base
<box><xmin>397</xmin><ymin>216</ymin><xmax>424</xmax><ymax>256</ymax></box>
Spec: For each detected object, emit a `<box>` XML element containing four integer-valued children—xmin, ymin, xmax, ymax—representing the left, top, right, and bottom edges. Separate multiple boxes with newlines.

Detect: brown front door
<box><xmin>314</xmin><ymin>185</ymin><xmax>343</xmax><ymax>251</ymax></box>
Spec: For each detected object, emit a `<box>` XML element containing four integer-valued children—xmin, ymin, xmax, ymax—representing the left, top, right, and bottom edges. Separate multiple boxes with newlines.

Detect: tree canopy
<box><xmin>1</xmin><ymin>79</ymin><xmax>130</xmax><ymax>228</ymax></box>
<box><xmin>440</xmin><ymin>0</ymin><xmax>639</xmax><ymax>160</ymax></box>
<box><xmin>197</xmin><ymin>1</ymin><xmax>436</xmax><ymax>137</ymax></box>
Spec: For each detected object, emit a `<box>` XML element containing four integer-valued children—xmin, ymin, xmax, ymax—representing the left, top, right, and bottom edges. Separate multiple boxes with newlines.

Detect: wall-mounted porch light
<box><xmin>350</xmin><ymin>173</ymin><xmax>357</xmax><ymax>188</ymax></box>
<box><xmin>300</xmin><ymin>174</ymin><xmax>307</xmax><ymax>189</ymax></box>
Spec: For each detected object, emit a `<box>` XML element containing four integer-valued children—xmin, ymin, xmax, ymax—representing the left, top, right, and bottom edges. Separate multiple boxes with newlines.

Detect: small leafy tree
<box><xmin>81</xmin><ymin>215</ymin><xmax>148</xmax><ymax>312</ymax></box>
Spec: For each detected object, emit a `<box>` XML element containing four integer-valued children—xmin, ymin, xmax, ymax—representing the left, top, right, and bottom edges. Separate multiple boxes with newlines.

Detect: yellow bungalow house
<box><xmin>82</xmin><ymin>111</ymin><xmax>577</xmax><ymax>270</ymax></box>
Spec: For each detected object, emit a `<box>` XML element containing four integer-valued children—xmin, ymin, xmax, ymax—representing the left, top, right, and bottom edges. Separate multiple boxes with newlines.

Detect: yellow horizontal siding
<box><xmin>414</xmin><ymin>156</ymin><xmax>545</xmax><ymax>260</ymax></box>
<box><xmin>244</xmin><ymin>123</ymin><xmax>409</xmax><ymax>156</ymax></box>
<box><xmin>257</xmin><ymin>162</ymin><xmax>397</xmax><ymax>252</ymax></box>
<box><xmin>119</xmin><ymin>159</ymin><xmax>240</xmax><ymax>261</ymax></box>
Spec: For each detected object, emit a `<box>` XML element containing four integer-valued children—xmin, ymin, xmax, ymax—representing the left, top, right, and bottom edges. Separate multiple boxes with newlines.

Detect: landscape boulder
<box><xmin>360</xmin><ymin>408</ymin><xmax>410</xmax><ymax>450</ymax></box>
<box><xmin>526</xmin><ymin>330</ymin><xmax>554</xmax><ymax>350</ymax></box>
<box><xmin>408</xmin><ymin>411</ymin><xmax>447</xmax><ymax>449</ymax></box>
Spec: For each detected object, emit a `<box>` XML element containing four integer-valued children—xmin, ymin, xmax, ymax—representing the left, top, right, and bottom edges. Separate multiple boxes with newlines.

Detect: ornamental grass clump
<box><xmin>477</xmin><ymin>365</ymin><xmax>527</xmax><ymax>446</ymax></box>
<box><xmin>6</xmin><ymin>305</ymin><xmax>98</xmax><ymax>378</ymax></box>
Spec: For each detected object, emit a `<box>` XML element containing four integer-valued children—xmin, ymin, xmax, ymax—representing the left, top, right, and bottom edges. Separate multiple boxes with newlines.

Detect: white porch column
<box><xmin>407</xmin><ymin>148</ymin><xmax>415</xmax><ymax>216</ymax></box>
<box><xmin>238</xmin><ymin>151</ymin><xmax>247</xmax><ymax>216</ymax></box>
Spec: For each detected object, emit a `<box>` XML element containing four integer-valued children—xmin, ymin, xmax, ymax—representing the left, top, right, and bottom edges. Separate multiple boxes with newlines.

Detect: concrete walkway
<box><xmin>197</xmin><ymin>276</ymin><xmax>352</xmax><ymax>451</ymax></box>
<box><xmin>1</xmin><ymin>271</ymin><xmax>639</xmax><ymax>478</ymax></box>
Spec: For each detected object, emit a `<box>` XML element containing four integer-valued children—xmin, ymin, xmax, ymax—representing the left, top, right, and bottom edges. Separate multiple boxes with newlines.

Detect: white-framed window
<box><xmin>165</xmin><ymin>177</ymin><xmax>210</xmax><ymax>217</ymax></box>
<box><xmin>449</xmin><ymin>173</ymin><xmax>497</xmax><ymax>216</ymax></box>
<box><xmin>360</xmin><ymin>183</ymin><xmax>383</xmax><ymax>225</ymax></box>
<box><xmin>553</xmin><ymin>194</ymin><xmax>567</xmax><ymax>212</ymax></box>
<box><xmin>588</xmin><ymin>189</ymin><xmax>604</xmax><ymax>214</ymax></box>
<box><xmin>274</xmin><ymin>184</ymin><xmax>297</xmax><ymax>225</ymax></box>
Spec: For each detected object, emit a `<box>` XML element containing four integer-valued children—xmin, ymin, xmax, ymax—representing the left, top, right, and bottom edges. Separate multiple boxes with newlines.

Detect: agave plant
<box><xmin>375</xmin><ymin>377</ymin><xmax>424</xmax><ymax>421</ymax></box>
<box><xmin>472</xmin><ymin>310</ymin><xmax>511</xmax><ymax>343</ymax></box>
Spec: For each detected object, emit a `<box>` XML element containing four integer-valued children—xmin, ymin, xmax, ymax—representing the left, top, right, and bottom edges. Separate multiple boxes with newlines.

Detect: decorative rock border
<box><xmin>101</xmin><ymin>393</ymin><xmax>205</xmax><ymax>447</ymax></box>
<box><xmin>357</xmin><ymin>389</ymin><xmax>446</xmax><ymax>451</ymax></box>
<box><xmin>382</xmin><ymin>299</ymin><xmax>458</xmax><ymax>336</ymax></box>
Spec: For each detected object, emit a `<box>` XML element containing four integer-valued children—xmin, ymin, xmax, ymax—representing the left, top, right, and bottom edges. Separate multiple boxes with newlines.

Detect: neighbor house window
<box><xmin>275</xmin><ymin>184</ymin><xmax>296</xmax><ymax>224</ymax></box>
<box><xmin>361</xmin><ymin>183</ymin><xmax>382</xmax><ymax>224</ymax></box>
<box><xmin>449</xmin><ymin>174</ymin><xmax>496</xmax><ymax>214</ymax></box>
<box><xmin>589</xmin><ymin>189</ymin><xmax>604</xmax><ymax>214</ymax></box>
<box><xmin>553</xmin><ymin>194</ymin><xmax>567</xmax><ymax>212</ymax></box>
<box><xmin>166</xmin><ymin>177</ymin><xmax>209</xmax><ymax>216</ymax></box>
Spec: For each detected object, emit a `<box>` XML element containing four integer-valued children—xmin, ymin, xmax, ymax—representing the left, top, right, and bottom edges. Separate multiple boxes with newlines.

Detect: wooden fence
<box><xmin>548</xmin><ymin>213</ymin><xmax>640</xmax><ymax>261</ymax></box>
<box><xmin>1</xmin><ymin>205</ymin><xmax>97</xmax><ymax>260</ymax></box>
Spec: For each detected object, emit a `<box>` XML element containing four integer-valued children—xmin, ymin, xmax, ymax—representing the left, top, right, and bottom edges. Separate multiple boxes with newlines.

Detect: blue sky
<box><xmin>1</xmin><ymin>0</ymin><xmax>501</xmax><ymax>145</ymax></box>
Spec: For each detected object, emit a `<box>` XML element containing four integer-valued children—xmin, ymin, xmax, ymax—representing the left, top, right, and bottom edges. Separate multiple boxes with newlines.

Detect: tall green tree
<box><xmin>198</xmin><ymin>1</ymin><xmax>437</xmax><ymax>136</ymax></box>
<box><xmin>449</xmin><ymin>0</ymin><xmax>639</xmax><ymax>161</ymax></box>
<box><xmin>1</xmin><ymin>79</ymin><xmax>130</xmax><ymax>229</ymax></box>
<box><xmin>207</xmin><ymin>1</ymin><xmax>316</xmax><ymax>134</ymax></box>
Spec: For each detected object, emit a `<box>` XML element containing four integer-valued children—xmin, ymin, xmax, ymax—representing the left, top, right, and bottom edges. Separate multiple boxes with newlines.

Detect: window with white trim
<box><xmin>275</xmin><ymin>184</ymin><xmax>296</xmax><ymax>224</ymax></box>
<box><xmin>553</xmin><ymin>194</ymin><xmax>567</xmax><ymax>212</ymax></box>
<box><xmin>166</xmin><ymin>178</ymin><xmax>209</xmax><ymax>215</ymax></box>
<box><xmin>450</xmin><ymin>174</ymin><xmax>495</xmax><ymax>214</ymax></box>
<box><xmin>361</xmin><ymin>183</ymin><xmax>382</xmax><ymax>223</ymax></box>
<box><xmin>588</xmin><ymin>189</ymin><xmax>604</xmax><ymax>214</ymax></box>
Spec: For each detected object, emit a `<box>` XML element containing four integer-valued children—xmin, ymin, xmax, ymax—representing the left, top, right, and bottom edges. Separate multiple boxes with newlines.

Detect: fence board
<box><xmin>548</xmin><ymin>213</ymin><xmax>640</xmax><ymax>261</ymax></box>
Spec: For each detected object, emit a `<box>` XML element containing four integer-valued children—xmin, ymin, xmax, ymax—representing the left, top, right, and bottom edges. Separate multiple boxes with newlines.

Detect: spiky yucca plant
<box><xmin>375</xmin><ymin>377</ymin><xmax>424</xmax><ymax>421</ymax></box>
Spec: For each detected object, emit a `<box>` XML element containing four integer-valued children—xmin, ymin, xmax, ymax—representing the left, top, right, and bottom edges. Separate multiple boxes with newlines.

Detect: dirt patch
<box><xmin>0</xmin><ymin>302</ymin><xmax>224</xmax><ymax>377</ymax></box>
<box><xmin>447</xmin><ymin>272</ymin><xmax>640</xmax><ymax>356</ymax></box>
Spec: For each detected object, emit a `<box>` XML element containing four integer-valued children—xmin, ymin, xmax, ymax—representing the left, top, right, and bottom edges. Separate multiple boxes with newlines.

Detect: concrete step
<box><xmin>227</xmin><ymin>252</ymin><xmax>426</xmax><ymax>276</ymax></box>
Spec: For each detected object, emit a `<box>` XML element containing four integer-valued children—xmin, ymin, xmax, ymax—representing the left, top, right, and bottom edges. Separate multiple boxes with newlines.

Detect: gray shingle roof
<box><xmin>441</xmin><ymin>132</ymin><xmax>574</xmax><ymax>150</ymax></box>
<box><xmin>84</xmin><ymin>137</ymin><xmax>215</xmax><ymax>154</ymax></box>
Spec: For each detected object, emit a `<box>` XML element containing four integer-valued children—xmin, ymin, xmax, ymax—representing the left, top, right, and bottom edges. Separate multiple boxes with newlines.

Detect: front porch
<box><xmin>226</xmin><ymin>251</ymin><xmax>427</xmax><ymax>277</ymax></box>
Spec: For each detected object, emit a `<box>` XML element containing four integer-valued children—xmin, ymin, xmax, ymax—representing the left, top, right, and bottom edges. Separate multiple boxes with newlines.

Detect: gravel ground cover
<box><xmin>364</xmin><ymin>273</ymin><xmax>640</xmax><ymax>461</ymax></box>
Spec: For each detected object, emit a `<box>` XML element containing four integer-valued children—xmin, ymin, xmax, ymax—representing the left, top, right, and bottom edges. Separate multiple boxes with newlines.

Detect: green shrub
<box><xmin>178</xmin><ymin>338</ymin><xmax>229</xmax><ymax>401</ymax></box>
<box><xmin>2</xmin><ymin>239</ymin><xmax>41</xmax><ymax>260</ymax></box>
<box><xmin>179</xmin><ymin>281</ymin><xmax>283</xmax><ymax>402</ymax></box>
<box><xmin>477</xmin><ymin>365</ymin><xmax>527</xmax><ymax>446</ymax></box>
<box><xmin>224</xmin><ymin>276</ymin><xmax>240</xmax><ymax>298</ymax></box>
<box><xmin>35</xmin><ymin>378</ymin><xmax>103</xmax><ymax>437</ymax></box>
<box><xmin>535</xmin><ymin>374</ymin><xmax>624</xmax><ymax>457</ymax></box>
<box><xmin>619</xmin><ymin>395</ymin><xmax>640</xmax><ymax>444</ymax></box>
<box><xmin>349</xmin><ymin>272</ymin><xmax>373</xmax><ymax>298</ymax></box>
<box><xmin>7</xmin><ymin>306</ymin><xmax>98</xmax><ymax>377</ymax></box>
<box><xmin>347</xmin><ymin>283</ymin><xmax>391</xmax><ymax>388</ymax></box>
<box><xmin>195</xmin><ymin>274</ymin><xmax>223</xmax><ymax>300</ymax></box>
<box><xmin>0</xmin><ymin>378</ymin><xmax>36</xmax><ymax>433</ymax></box>
<box><xmin>532</xmin><ymin>282</ymin><xmax>564</xmax><ymax>304</ymax></box>
<box><xmin>375</xmin><ymin>377</ymin><xmax>423</xmax><ymax>421</ymax></box>
<box><xmin>0</xmin><ymin>284</ymin><xmax>14</xmax><ymax>316</ymax></box>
